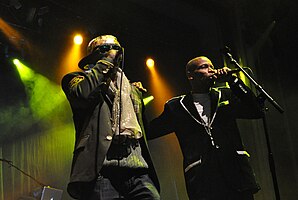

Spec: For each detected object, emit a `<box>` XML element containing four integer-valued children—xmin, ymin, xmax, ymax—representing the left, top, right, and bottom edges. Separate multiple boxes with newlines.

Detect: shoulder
<box><xmin>61</xmin><ymin>71</ymin><xmax>85</xmax><ymax>89</ymax></box>
<box><xmin>166</xmin><ymin>95</ymin><xmax>185</xmax><ymax>105</ymax></box>
<box><xmin>213</xmin><ymin>84</ymin><xmax>230</xmax><ymax>91</ymax></box>
<box><xmin>62</xmin><ymin>71</ymin><xmax>85</xmax><ymax>80</ymax></box>
<box><xmin>212</xmin><ymin>85</ymin><xmax>232</xmax><ymax>95</ymax></box>
<box><xmin>211</xmin><ymin>85</ymin><xmax>233</xmax><ymax>104</ymax></box>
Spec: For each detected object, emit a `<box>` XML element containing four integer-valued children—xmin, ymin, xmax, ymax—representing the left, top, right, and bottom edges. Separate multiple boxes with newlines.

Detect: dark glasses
<box><xmin>94</xmin><ymin>44</ymin><xmax>122</xmax><ymax>53</ymax></box>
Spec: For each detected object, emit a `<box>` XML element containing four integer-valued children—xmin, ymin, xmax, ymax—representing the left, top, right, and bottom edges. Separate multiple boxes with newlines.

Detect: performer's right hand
<box><xmin>212</xmin><ymin>67</ymin><xmax>234</xmax><ymax>82</ymax></box>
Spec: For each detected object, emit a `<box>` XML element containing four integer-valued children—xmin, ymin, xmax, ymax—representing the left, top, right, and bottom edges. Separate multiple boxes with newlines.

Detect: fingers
<box><xmin>132</xmin><ymin>82</ymin><xmax>147</xmax><ymax>92</ymax></box>
<box><xmin>216</xmin><ymin>67</ymin><xmax>231</xmax><ymax>75</ymax></box>
<box><xmin>214</xmin><ymin>67</ymin><xmax>234</xmax><ymax>82</ymax></box>
<box><xmin>211</xmin><ymin>67</ymin><xmax>232</xmax><ymax>81</ymax></box>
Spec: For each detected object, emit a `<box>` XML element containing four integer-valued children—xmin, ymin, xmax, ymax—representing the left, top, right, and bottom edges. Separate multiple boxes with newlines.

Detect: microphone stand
<box><xmin>222</xmin><ymin>47</ymin><xmax>284</xmax><ymax>200</ymax></box>
<box><xmin>0</xmin><ymin>158</ymin><xmax>46</xmax><ymax>187</ymax></box>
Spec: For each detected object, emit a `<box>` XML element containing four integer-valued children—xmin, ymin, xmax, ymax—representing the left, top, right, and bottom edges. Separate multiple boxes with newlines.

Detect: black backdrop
<box><xmin>1</xmin><ymin>0</ymin><xmax>297</xmax><ymax>199</ymax></box>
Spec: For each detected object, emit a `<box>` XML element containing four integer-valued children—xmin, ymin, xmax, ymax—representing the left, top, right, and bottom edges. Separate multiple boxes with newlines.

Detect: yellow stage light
<box><xmin>73</xmin><ymin>34</ymin><xmax>83</xmax><ymax>45</ymax></box>
<box><xmin>0</xmin><ymin>18</ymin><xmax>23</xmax><ymax>48</ymax></box>
<box><xmin>146</xmin><ymin>58</ymin><xmax>155</xmax><ymax>69</ymax></box>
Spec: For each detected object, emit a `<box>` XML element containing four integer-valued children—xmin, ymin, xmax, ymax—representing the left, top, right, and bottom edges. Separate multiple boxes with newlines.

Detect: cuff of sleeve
<box><xmin>228</xmin><ymin>75</ymin><xmax>239</xmax><ymax>85</ymax></box>
<box><xmin>96</xmin><ymin>59</ymin><xmax>114</xmax><ymax>67</ymax></box>
<box><xmin>95</xmin><ymin>58</ymin><xmax>114</xmax><ymax>74</ymax></box>
<box><xmin>228</xmin><ymin>76</ymin><xmax>248</xmax><ymax>94</ymax></box>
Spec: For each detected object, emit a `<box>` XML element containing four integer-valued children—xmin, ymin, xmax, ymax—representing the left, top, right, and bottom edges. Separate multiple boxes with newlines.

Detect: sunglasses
<box><xmin>94</xmin><ymin>44</ymin><xmax>122</xmax><ymax>53</ymax></box>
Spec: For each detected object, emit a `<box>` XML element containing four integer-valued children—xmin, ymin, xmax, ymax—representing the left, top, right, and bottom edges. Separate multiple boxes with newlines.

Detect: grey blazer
<box><xmin>62</xmin><ymin>62</ymin><xmax>159</xmax><ymax>199</ymax></box>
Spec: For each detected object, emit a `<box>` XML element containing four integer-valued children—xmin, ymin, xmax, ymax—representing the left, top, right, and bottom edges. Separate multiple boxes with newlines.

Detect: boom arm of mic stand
<box><xmin>225</xmin><ymin>52</ymin><xmax>284</xmax><ymax>113</ymax></box>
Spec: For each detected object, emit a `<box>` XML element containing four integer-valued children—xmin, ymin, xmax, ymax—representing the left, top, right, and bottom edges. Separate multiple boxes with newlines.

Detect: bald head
<box><xmin>186</xmin><ymin>56</ymin><xmax>214</xmax><ymax>79</ymax></box>
<box><xmin>185</xmin><ymin>56</ymin><xmax>215</xmax><ymax>93</ymax></box>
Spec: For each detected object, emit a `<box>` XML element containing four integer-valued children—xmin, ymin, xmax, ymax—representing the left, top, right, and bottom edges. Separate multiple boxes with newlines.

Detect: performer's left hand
<box><xmin>132</xmin><ymin>82</ymin><xmax>147</xmax><ymax>92</ymax></box>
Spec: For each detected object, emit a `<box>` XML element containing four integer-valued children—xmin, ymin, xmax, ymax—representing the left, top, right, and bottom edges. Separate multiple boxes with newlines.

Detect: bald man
<box><xmin>148</xmin><ymin>56</ymin><xmax>263</xmax><ymax>200</ymax></box>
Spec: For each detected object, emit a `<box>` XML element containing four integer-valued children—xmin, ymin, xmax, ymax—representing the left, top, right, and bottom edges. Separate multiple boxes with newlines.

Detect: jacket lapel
<box><xmin>180</xmin><ymin>90</ymin><xmax>221</xmax><ymax>124</ymax></box>
<box><xmin>209</xmin><ymin>88</ymin><xmax>221</xmax><ymax>117</ymax></box>
<box><xmin>181</xmin><ymin>93</ymin><xmax>201</xmax><ymax>121</ymax></box>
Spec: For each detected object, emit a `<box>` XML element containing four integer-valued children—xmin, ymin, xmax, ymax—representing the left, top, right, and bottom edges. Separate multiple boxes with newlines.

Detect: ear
<box><xmin>187</xmin><ymin>71</ymin><xmax>193</xmax><ymax>80</ymax></box>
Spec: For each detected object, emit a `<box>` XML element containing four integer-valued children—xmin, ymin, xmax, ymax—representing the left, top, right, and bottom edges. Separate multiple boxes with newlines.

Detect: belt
<box><xmin>112</xmin><ymin>135</ymin><xmax>139</xmax><ymax>148</ymax></box>
<box><xmin>107</xmin><ymin>136</ymin><xmax>140</xmax><ymax>160</ymax></box>
<box><xmin>100</xmin><ymin>166</ymin><xmax>148</xmax><ymax>180</ymax></box>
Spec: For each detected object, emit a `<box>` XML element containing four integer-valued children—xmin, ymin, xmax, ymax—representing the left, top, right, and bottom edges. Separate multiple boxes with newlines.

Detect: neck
<box><xmin>191</xmin><ymin>86</ymin><xmax>210</xmax><ymax>94</ymax></box>
<box><xmin>190</xmin><ymin>79</ymin><xmax>213</xmax><ymax>94</ymax></box>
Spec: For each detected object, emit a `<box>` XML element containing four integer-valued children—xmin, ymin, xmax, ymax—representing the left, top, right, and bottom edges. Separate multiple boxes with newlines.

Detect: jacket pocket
<box><xmin>235</xmin><ymin>150</ymin><xmax>260</xmax><ymax>193</ymax></box>
<box><xmin>185</xmin><ymin>156</ymin><xmax>202</xmax><ymax>173</ymax></box>
<box><xmin>236</xmin><ymin>150</ymin><xmax>250</xmax><ymax>157</ymax></box>
<box><xmin>74</xmin><ymin>134</ymin><xmax>90</xmax><ymax>152</ymax></box>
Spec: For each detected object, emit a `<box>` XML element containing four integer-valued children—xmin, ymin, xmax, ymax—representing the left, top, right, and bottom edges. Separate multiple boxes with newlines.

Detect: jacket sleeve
<box><xmin>227</xmin><ymin>76</ymin><xmax>264</xmax><ymax>119</ymax></box>
<box><xmin>61</xmin><ymin>59</ymin><xmax>115</xmax><ymax>108</ymax></box>
<box><xmin>147</xmin><ymin>102</ymin><xmax>175</xmax><ymax>140</ymax></box>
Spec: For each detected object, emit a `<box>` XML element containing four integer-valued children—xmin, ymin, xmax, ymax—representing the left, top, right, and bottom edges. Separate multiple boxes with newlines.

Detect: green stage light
<box><xmin>12</xmin><ymin>59</ymin><xmax>66</xmax><ymax>119</ymax></box>
<box><xmin>13</xmin><ymin>59</ymin><xmax>34</xmax><ymax>81</ymax></box>
<box><xmin>143</xmin><ymin>96</ymin><xmax>154</xmax><ymax>106</ymax></box>
<box><xmin>13</xmin><ymin>58</ymin><xmax>20</xmax><ymax>65</ymax></box>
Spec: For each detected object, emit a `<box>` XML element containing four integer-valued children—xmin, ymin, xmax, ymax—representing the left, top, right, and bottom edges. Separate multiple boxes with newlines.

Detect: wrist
<box><xmin>95</xmin><ymin>59</ymin><xmax>114</xmax><ymax>74</ymax></box>
<box><xmin>228</xmin><ymin>75</ymin><xmax>238</xmax><ymax>85</ymax></box>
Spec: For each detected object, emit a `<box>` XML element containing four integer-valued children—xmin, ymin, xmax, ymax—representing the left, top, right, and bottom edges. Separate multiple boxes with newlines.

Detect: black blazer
<box><xmin>62</xmin><ymin>62</ymin><xmax>159</xmax><ymax>199</ymax></box>
<box><xmin>149</xmin><ymin>77</ymin><xmax>263</xmax><ymax>193</ymax></box>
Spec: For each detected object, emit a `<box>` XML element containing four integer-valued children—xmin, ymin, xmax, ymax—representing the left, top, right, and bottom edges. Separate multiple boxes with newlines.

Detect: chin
<box><xmin>208</xmin><ymin>80</ymin><xmax>215</xmax><ymax>87</ymax></box>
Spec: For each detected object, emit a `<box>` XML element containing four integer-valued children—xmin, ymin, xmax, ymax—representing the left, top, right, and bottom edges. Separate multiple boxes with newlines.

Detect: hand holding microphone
<box><xmin>212</xmin><ymin>67</ymin><xmax>245</xmax><ymax>82</ymax></box>
<box><xmin>96</xmin><ymin>47</ymin><xmax>123</xmax><ymax>76</ymax></box>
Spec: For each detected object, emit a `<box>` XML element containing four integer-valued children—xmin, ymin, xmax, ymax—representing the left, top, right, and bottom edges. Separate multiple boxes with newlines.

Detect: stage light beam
<box><xmin>13</xmin><ymin>59</ymin><xmax>34</xmax><ymax>81</ymax></box>
<box><xmin>57</xmin><ymin>33</ymin><xmax>84</xmax><ymax>81</ymax></box>
<box><xmin>146</xmin><ymin>59</ymin><xmax>174</xmax><ymax>114</ymax></box>
<box><xmin>0</xmin><ymin>18</ymin><xmax>23</xmax><ymax>49</ymax></box>
<box><xmin>12</xmin><ymin>59</ymin><xmax>65</xmax><ymax>119</ymax></box>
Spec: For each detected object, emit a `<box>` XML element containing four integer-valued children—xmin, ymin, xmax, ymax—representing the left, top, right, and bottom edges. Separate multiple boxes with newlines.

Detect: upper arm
<box><xmin>61</xmin><ymin>71</ymin><xmax>106</xmax><ymax>109</ymax></box>
<box><xmin>148</xmin><ymin>103</ymin><xmax>175</xmax><ymax>139</ymax></box>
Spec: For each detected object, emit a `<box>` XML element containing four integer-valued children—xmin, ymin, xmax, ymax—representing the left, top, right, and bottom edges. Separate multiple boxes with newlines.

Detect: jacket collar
<box><xmin>180</xmin><ymin>88</ymin><xmax>221</xmax><ymax>123</ymax></box>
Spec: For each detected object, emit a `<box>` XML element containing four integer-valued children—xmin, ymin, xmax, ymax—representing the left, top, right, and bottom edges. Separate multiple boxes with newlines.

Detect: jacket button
<box><xmin>106</xmin><ymin>135</ymin><xmax>113</xmax><ymax>141</ymax></box>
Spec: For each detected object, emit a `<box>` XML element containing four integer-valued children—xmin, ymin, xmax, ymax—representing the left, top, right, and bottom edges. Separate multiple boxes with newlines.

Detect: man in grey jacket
<box><xmin>62</xmin><ymin>35</ymin><xmax>160</xmax><ymax>200</ymax></box>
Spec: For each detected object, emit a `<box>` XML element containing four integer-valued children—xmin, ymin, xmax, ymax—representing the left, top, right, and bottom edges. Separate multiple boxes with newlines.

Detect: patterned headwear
<box><xmin>78</xmin><ymin>35</ymin><xmax>121</xmax><ymax>69</ymax></box>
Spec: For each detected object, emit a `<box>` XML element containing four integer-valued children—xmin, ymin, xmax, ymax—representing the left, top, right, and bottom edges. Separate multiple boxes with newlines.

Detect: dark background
<box><xmin>1</xmin><ymin>0</ymin><xmax>298</xmax><ymax>199</ymax></box>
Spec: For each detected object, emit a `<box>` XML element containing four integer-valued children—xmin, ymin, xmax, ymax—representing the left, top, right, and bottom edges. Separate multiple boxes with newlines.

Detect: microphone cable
<box><xmin>117</xmin><ymin>47</ymin><xmax>125</xmax><ymax>199</ymax></box>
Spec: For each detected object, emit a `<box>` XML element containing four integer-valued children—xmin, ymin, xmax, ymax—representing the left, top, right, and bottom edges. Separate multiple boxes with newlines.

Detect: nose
<box><xmin>208</xmin><ymin>66</ymin><xmax>215</xmax><ymax>73</ymax></box>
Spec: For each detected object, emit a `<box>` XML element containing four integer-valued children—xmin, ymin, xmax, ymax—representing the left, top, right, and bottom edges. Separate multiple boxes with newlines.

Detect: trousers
<box><xmin>80</xmin><ymin>167</ymin><xmax>160</xmax><ymax>200</ymax></box>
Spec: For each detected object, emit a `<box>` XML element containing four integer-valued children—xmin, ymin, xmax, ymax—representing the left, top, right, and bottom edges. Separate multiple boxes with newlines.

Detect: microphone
<box><xmin>213</xmin><ymin>67</ymin><xmax>250</xmax><ymax>82</ymax></box>
<box><xmin>227</xmin><ymin>68</ymin><xmax>244</xmax><ymax>75</ymax></box>
<box><xmin>218</xmin><ymin>67</ymin><xmax>250</xmax><ymax>75</ymax></box>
